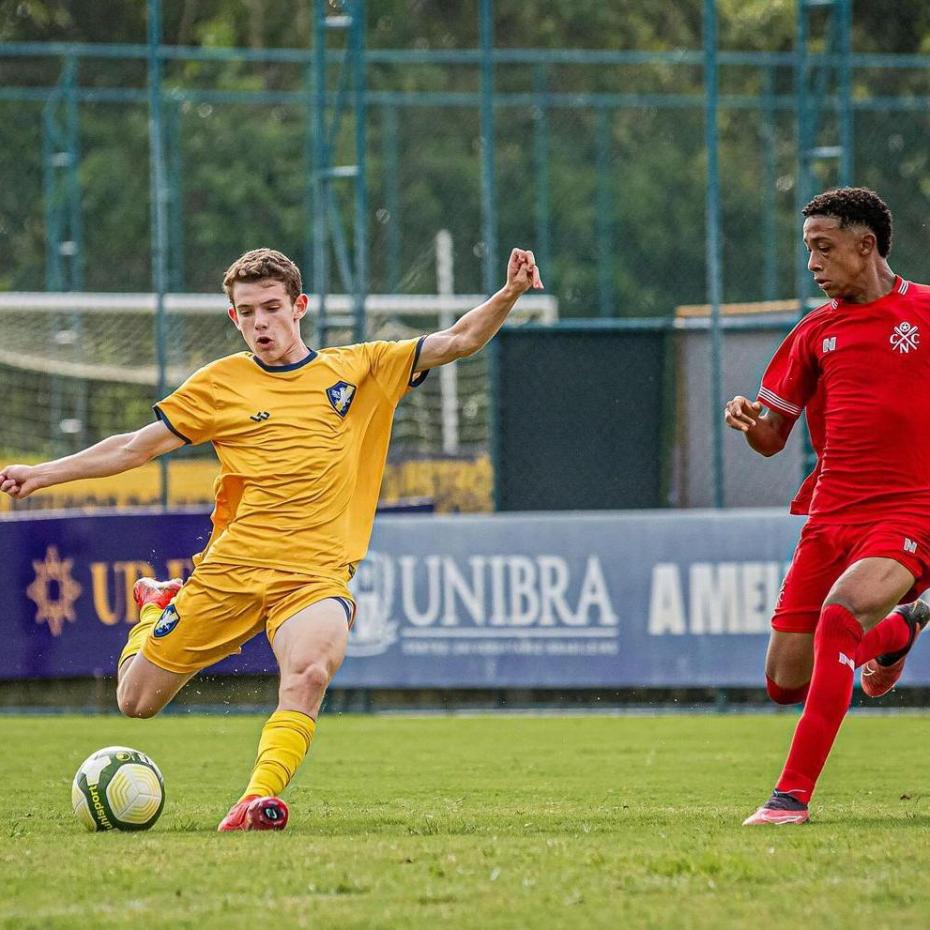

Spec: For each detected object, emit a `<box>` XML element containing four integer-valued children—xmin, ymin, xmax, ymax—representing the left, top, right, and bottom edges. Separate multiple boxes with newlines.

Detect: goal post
<box><xmin>0</xmin><ymin>288</ymin><xmax>558</xmax><ymax>466</ymax></box>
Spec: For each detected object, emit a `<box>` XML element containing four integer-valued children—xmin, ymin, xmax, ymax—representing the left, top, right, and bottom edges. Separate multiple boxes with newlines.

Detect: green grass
<box><xmin>2</xmin><ymin>713</ymin><xmax>929</xmax><ymax>930</ymax></box>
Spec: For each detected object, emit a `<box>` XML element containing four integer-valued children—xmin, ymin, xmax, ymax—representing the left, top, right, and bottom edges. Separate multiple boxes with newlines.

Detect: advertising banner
<box><xmin>4</xmin><ymin>508</ymin><xmax>929</xmax><ymax>687</ymax></box>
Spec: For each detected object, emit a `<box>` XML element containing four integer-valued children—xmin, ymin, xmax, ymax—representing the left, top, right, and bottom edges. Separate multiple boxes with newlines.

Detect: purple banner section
<box><xmin>0</xmin><ymin>504</ymin><xmax>430</xmax><ymax>681</ymax></box>
<box><xmin>4</xmin><ymin>508</ymin><xmax>930</xmax><ymax>687</ymax></box>
<box><xmin>0</xmin><ymin>510</ymin><xmax>221</xmax><ymax>680</ymax></box>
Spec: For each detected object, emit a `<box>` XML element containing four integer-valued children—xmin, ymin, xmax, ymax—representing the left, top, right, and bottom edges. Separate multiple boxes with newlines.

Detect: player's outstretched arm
<box><xmin>723</xmin><ymin>395</ymin><xmax>794</xmax><ymax>457</ymax></box>
<box><xmin>0</xmin><ymin>421</ymin><xmax>184</xmax><ymax>500</ymax></box>
<box><xmin>415</xmin><ymin>247</ymin><xmax>544</xmax><ymax>370</ymax></box>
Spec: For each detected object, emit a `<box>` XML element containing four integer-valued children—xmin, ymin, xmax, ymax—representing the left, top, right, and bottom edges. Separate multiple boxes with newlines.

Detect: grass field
<box><xmin>2</xmin><ymin>713</ymin><xmax>929</xmax><ymax>930</ymax></box>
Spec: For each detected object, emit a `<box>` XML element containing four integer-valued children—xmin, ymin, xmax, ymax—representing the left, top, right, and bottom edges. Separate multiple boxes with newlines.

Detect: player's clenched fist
<box><xmin>506</xmin><ymin>248</ymin><xmax>544</xmax><ymax>294</ymax></box>
<box><xmin>724</xmin><ymin>395</ymin><xmax>763</xmax><ymax>432</ymax></box>
<box><xmin>0</xmin><ymin>464</ymin><xmax>40</xmax><ymax>499</ymax></box>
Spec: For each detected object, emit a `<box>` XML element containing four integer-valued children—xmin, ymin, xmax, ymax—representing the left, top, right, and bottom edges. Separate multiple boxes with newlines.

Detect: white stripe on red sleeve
<box><xmin>758</xmin><ymin>386</ymin><xmax>802</xmax><ymax>417</ymax></box>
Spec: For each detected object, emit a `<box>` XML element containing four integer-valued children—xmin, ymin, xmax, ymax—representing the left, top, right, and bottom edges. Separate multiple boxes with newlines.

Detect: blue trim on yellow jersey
<box><xmin>153</xmin><ymin>404</ymin><xmax>192</xmax><ymax>444</ymax></box>
<box><xmin>251</xmin><ymin>347</ymin><xmax>318</xmax><ymax>372</ymax></box>
<box><xmin>409</xmin><ymin>334</ymin><xmax>430</xmax><ymax>387</ymax></box>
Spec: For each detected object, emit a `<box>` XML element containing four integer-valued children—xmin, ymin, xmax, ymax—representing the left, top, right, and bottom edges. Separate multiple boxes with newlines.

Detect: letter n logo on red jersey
<box><xmin>904</xmin><ymin>537</ymin><xmax>918</xmax><ymax>554</ymax></box>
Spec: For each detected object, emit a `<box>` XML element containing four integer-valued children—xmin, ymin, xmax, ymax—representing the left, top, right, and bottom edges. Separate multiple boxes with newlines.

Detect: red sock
<box><xmin>765</xmin><ymin>675</ymin><xmax>809</xmax><ymax>705</ymax></box>
<box><xmin>854</xmin><ymin>608</ymin><xmax>910</xmax><ymax>666</ymax></box>
<box><xmin>775</xmin><ymin>603</ymin><xmax>862</xmax><ymax>804</ymax></box>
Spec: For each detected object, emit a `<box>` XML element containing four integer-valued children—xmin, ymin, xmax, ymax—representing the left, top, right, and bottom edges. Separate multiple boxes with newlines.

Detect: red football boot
<box><xmin>132</xmin><ymin>577</ymin><xmax>183</xmax><ymax>611</ymax></box>
<box><xmin>743</xmin><ymin>790</ymin><xmax>810</xmax><ymax>826</ymax></box>
<box><xmin>860</xmin><ymin>600</ymin><xmax>930</xmax><ymax>698</ymax></box>
<box><xmin>217</xmin><ymin>795</ymin><xmax>289</xmax><ymax>832</ymax></box>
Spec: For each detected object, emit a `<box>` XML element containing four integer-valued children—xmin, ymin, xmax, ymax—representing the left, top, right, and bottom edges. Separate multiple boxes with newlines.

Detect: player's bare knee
<box><xmin>116</xmin><ymin>682</ymin><xmax>161</xmax><ymax>719</ymax></box>
<box><xmin>764</xmin><ymin>661</ymin><xmax>810</xmax><ymax>692</ymax></box>
<box><xmin>763</xmin><ymin>664</ymin><xmax>790</xmax><ymax>686</ymax></box>
<box><xmin>823</xmin><ymin>593</ymin><xmax>878</xmax><ymax>629</ymax></box>
<box><xmin>282</xmin><ymin>661</ymin><xmax>331</xmax><ymax>701</ymax></box>
<box><xmin>765</xmin><ymin>673</ymin><xmax>810</xmax><ymax>704</ymax></box>
<box><xmin>117</xmin><ymin>693</ymin><xmax>158</xmax><ymax>719</ymax></box>
<box><xmin>763</xmin><ymin>635</ymin><xmax>812</xmax><ymax>691</ymax></box>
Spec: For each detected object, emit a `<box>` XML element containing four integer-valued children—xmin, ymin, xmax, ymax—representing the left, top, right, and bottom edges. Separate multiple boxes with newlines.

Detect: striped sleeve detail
<box><xmin>758</xmin><ymin>386</ymin><xmax>802</xmax><ymax>417</ymax></box>
<box><xmin>899</xmin><ymin>279</ymin><xmax>910</xmax><ymax>294</ymax></box>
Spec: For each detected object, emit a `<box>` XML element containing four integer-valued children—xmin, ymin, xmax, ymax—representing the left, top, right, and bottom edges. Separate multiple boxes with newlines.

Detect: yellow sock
<box><xmin>118</xmin><ymin>603</ymin><xmax>162</xmax><ymax>671</ymax></box>
<box><xmin>241</xmin><ymin>710</ymin><xmax>316</xmax><ymax>802</ymax></box>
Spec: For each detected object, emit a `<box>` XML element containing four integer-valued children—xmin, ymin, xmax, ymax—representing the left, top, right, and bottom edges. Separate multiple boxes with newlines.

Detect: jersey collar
<box><xmin>830</xmin><ymin>274</ymin><xmax>909</xmax><ymax>309</ymax></box>
<box><xmin>251</xmin><ymin>347</ymin><xmax>318</xmax><ymax>372</ymax></box>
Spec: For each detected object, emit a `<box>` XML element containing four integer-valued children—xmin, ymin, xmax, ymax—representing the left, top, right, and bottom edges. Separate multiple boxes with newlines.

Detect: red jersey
<box><xmin>759</xmin><ymin>275</ymin><xmax>930</xmax><ymax>523</ymax></box>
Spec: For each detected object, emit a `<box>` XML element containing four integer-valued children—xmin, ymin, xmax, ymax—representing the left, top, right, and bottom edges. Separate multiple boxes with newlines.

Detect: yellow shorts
<box><xmin>141</xmin><ymin>561</ymin><xmax>356</xmax><ymax>675</ymax></box>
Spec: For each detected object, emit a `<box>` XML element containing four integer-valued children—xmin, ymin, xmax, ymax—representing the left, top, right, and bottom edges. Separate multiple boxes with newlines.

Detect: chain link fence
<box><xmin>2</xmin><ymin>1</ymin><xmax>930</xmax><ymax>510</ymax></box>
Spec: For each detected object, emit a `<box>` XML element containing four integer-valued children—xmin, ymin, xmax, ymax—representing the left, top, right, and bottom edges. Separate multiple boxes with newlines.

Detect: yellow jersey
<box><xmin>154</xmin><ymin>338</ymin><xmax>428</xmax><ymax>577</ymax></box>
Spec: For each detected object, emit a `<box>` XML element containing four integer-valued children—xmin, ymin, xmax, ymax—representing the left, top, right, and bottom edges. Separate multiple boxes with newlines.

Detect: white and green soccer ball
<box><xmin>71</xmin><ymin>746</ymin><xmax>165</xmax><ymax>832</ymax></box>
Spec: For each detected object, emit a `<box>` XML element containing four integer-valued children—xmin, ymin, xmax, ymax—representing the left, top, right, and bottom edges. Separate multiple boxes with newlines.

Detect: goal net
<box><xmin>0</xmin><ymin>289</ymin><xmax>557</xmax><ymax>510</ymax></box>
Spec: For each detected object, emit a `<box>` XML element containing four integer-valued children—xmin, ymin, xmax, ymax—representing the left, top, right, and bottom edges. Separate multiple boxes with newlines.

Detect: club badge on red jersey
<box><xmin>890</xmin><ymin>321</ymin><xmax>919</xmax><ymax>354</ymax></box>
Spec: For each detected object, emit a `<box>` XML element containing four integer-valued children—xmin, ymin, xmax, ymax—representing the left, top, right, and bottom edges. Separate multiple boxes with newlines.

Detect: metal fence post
<box><xmin>596</xmin><ymin>107</ymin><xmax>614</xmax><ymax>317</ymax></box>
<box><xmin>479</xmin><ymin>0</ymin><xmax>497</xmax><ymax>295</ymax></box>
<box><xmin>532</xmin><ymin>64</ymin><xmax>552</xmax><ymax>292</ymax></box>
<box><xmin>704</xmin><ymin>0</ymin><xmax>725</xmax><ymax>509</ymax></box>
<box><xmin>383</xmin><ymin>104</ymin><xmax>401</xmax><ymax>293</ymax></box>
<box><xmin>147</xmin><ymin>0</ymin><xmax>170</xmax><ymax>509</ymax></box>
<box><xmin>352</xmin><ymin>0</ymin><xmax>367</xmax><ymax>344</ymax></box>
<box><xmin>762</xmin><ymin>65</ymin><xmax>778</xmax><ymax>302</ymax></box>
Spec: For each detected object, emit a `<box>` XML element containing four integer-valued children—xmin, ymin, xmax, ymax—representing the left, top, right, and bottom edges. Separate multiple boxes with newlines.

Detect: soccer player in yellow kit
<box><xmin>0</xmin><ymin>246</ymin><xmax>543</xmax><ymax>831</ymax></box>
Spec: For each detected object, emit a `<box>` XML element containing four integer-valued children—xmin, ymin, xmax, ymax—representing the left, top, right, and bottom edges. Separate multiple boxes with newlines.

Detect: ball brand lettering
<box><xmin>87</xmin><ymin>783</ymin><xmax>113</xmax><ymax>830</ymax></box>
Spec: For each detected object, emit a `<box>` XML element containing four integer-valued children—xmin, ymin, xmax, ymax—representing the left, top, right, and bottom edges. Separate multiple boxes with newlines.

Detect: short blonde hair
<box><xmin>222</xmin><ymin>248</ymin><xmax>302</xmax><ymax>304</ymax></box>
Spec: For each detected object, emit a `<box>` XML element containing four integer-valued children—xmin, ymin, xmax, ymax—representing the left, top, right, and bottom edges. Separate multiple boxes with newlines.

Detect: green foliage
<box><xmin>2</xmin><ymin>713</ymin><xmax>930</xmax><ymax>929</ymax></box>
<box><xmin>2</xmin><ymin>3</ymin><xmax>930</xmax><ymax>315</ymax></box>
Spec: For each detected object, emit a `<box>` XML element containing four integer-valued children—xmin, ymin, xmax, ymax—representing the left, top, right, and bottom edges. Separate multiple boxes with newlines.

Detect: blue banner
<box><xmin>3</xmin><ymin>508</ymin><xmax>930</xmax><ymax>687</ymax></box>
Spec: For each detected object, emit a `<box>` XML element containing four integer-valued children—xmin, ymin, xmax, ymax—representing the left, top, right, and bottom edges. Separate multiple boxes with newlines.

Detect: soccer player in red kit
<box><xmin>725</xmin><ymin>187</ymin><xmax>930</xmax><ymax>825</ymax></box>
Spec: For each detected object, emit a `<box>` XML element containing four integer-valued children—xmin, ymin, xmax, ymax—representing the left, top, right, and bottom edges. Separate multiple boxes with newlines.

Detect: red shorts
<box><xmin>772</xmin><ymin>519</ymin><xmax>930</xmax><ymax>634</ymax></box>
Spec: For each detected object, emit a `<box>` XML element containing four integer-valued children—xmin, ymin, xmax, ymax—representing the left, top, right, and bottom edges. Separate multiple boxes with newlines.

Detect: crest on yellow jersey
<box><xmin>153</xmin><ymin>604</ymin><xmax>181</xmax><ymax>638</ymax></box>
<box><xmin>326</xmin><ymin>381</ymin><xmax>357</xmax><ymax>418</ymax></box>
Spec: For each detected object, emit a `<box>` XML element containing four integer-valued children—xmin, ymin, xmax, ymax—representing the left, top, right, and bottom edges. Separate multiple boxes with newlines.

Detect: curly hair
<box><xmin>802</xmin><ymin>187</ymin><xmax>893</xmax><ymax>257</ymax></box>
<box><xmin>222</xmin><ymin>248</ymin><xmax>303</xmax><ymax>304</ymax></box>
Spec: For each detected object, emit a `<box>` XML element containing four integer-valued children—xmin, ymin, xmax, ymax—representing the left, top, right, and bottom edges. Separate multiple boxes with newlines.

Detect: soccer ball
<box><xmin>71</xmin><ymin>746</ymin><xmax>165</xmax><ymax>832</ymax></box>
